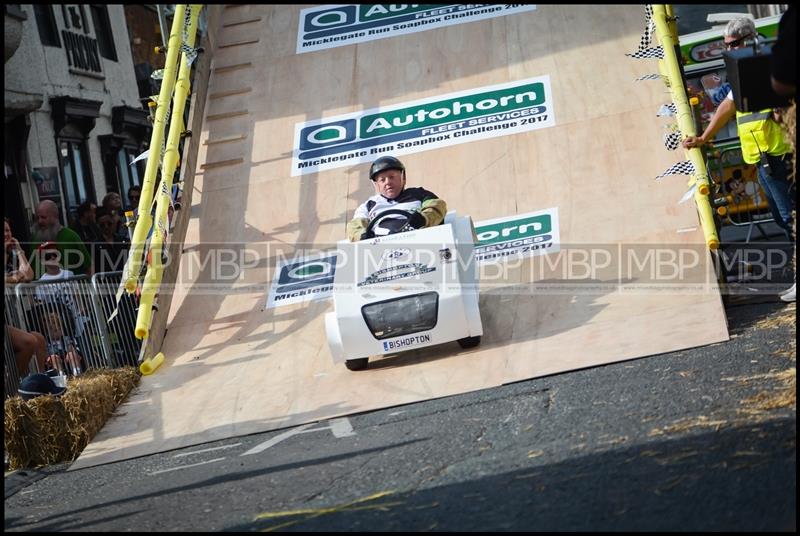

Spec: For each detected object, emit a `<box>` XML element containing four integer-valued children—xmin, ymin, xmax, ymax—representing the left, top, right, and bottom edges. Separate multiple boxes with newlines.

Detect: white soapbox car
<box><xmin>325</xmin><ymin>210</ymin><xmax>483</xmax><ymax>371</ymax></box>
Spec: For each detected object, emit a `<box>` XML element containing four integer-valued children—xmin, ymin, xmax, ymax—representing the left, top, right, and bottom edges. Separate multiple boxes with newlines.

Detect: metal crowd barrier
<box><xmin>91</xmin><ymin>271</ymin><xmax>142</xmax><ymax>368</ymax></box>
<box><xmin>708</xmin><ymin>146</ymin><xmax>777</xmax><ymax>242</ymax></box>
<box><xmin>4</xmin><ymin>271</ymin><xmax>140</xmax><ymax>398</ymax></box>
<box><xmin>4</xmin><ymin>322</ymin><xmax>19</xmax><ymax>399</ymax></box>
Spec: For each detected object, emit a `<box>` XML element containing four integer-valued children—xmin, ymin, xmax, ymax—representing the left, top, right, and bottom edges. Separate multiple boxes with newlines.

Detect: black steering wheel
<box><xmin>365</xmin><ymin>208</ymin><xmax>417</xmax><ymax>237</ymax></box>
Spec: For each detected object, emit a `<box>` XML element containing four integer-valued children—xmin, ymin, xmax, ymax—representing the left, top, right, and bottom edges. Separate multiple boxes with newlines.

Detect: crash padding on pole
<box><xmin>652</xmin><ymin>4</ymin><xmax>720</xmax><ymax>250</ymax></box>
<box><xmin>125</xmin><ymin>5</ymin><xmax>187</xmax><ymax>293</ymax></box>
<box><xmin>134</xmin><ymin>5</ymin><xmax>202</xmax><ymax>340</ymax></box>
<box><xmin>140</xmin><ymin>353</ymin><xmax>165</xmax><ymax>375</ymax></box>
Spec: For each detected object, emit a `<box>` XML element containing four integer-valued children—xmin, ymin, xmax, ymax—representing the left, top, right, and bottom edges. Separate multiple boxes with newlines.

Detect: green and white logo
<box><xmin>297</xmin><ymin>4</ymin><xmax>538</xmax><ymax>54</ymax></box>
<box><xmin>474</xmin><ymin>208</ymin><xmax>560</xmax><ymax>263</ymax></box>
<box><xmin>267</xmin><ymin>253</ymin><xmax>338</xmax><ymax>309</ymax></box>
<box><xmin>293</xmin><ymin>75</ymin><xmax>555</xmax><ymax>176</ymax></box>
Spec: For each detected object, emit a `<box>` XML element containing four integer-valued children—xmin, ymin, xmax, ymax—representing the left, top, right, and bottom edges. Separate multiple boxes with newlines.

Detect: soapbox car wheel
<box><xmin>457</xmin><ymin>336</ymin><xmax>481</xmax><ymax>349</ymax></box>
<box><xmin>364</xmin><ymin>208</ymin><xmax>418</xmax><ymax>237</ymax></box>
<box><xmin>345</xmin><ymin>358</ymin><xmax>370</xmax><ymax>371</ymax></box>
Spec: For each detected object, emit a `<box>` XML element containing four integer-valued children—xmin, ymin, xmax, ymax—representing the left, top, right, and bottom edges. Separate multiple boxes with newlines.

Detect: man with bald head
<box><xmin>29</xmin><ymin>200</ymin><xmax>92</xmax><ymax>278</ymax></box>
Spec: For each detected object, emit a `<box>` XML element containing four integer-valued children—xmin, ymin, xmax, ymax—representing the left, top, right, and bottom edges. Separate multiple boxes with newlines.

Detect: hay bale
<box><xmin>4</xmin><ymin>367</ymin><xmax>140</xmax><ymax>471</ymax></box>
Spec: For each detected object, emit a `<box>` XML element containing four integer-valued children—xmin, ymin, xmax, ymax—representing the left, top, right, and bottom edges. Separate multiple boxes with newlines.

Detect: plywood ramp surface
<box><xmin>72</xmin><ymin>5</ymin><xmax>728</xmax><ymax>470</ymax></box>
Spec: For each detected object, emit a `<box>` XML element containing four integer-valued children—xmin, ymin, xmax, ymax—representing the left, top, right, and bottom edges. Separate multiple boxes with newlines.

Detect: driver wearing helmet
<box><xmin>347</xmin><ymin>156</ymin><xmax>447</xmax><ymax>241</ymax></box>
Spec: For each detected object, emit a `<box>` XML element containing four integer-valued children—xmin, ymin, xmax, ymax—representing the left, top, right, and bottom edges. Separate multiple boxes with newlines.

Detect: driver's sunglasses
<box><xmin>725</xmin><ymin>34</ymin><xmax>752</xmax><ymax>49</ymax></box>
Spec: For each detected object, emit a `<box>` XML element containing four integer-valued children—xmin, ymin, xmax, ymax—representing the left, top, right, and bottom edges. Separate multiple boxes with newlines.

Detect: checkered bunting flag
<box><xmin>636</xmin><ymin>5</ymin><xmax>656</xmax><ymax>51</ymax></box>
<box><xmin>655</xmin><ymin>160</ymin><xmax>696</xmax><ymax>180</ymax></box>
<box><xmin>663</xmin><ymin>131</ymin><xmax>682</xmax><ymax>151</ymax></box>
<box><xmin>657</xmin><ymin>103</ymin><xmax>678</xmax><ymax>117</ymax></box>
<box><xmin>626</xmin><ymin>46</ymin><xmax>664</xmax><ymax>59</ymax></box>
<box><xmin>180</xmin><ymin>5</ymin><xmax>200</xmax><ymax>66</ymax></box>
<box><xmin>180</xmin><ymin>43</ymin><xmax>199</xmax><ymax>66</ymax></box>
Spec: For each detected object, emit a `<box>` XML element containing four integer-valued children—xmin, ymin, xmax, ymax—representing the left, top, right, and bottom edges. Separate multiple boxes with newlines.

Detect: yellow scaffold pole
<box><xmin>125</xmin><ymin>5</ymin><xmax>187</xmax><ymax>295</ymax></box>
<box><xmin>135</xmin><ymin>5</ymin><xmax>202</xmax><ymax>340</ymax></box>
<box><xmin>652</xmin><ymin>5</ymin><xmax>720</xmax><ymax>250</ymax></box>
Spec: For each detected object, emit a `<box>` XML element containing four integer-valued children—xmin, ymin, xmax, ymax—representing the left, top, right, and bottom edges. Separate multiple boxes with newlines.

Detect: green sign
<box><xmin>474</xmin><ymin>208</ymin><xmax>560</xmax><ymax>263</ymax></box>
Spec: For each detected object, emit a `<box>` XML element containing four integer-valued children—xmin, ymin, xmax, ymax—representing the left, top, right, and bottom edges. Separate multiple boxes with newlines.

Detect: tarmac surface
<box><xmin>4</xmin><ymin>227</ymin><xmax>796</xmax><ymax>532</ymax></box>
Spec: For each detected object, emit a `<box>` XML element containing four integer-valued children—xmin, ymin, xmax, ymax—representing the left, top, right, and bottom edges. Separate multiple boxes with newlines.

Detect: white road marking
<box><xmin>149</xmin><ymin>457</ymin><xmax>227</xmax><ymax>476</ymax></box>
<box><xmin>241</xmin><ymin>418</ymin><xmax>356</xmax><ymax>456</ymax></box>
<box><xmin>173</xmin><ymin>443</ymin><xmax>242</xmax><ymax>458</ymax></box>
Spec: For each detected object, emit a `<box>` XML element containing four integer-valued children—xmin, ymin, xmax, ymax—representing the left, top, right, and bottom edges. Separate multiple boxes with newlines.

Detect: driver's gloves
<box><xmin>408</xmin><ymin>211</ymin><xmax>427</xmax><ymax>229</ymax></box>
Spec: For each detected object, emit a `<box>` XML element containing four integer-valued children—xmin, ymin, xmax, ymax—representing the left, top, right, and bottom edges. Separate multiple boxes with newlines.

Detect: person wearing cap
<box><xmin>347</xmin><ymin>156</ymin><xmax>447</xmax><ymax>242</ymax></box>
<box><xmin>18</xmin><ymin>373</ymin><xmax>67</xmax><ymax>401</ymax></box>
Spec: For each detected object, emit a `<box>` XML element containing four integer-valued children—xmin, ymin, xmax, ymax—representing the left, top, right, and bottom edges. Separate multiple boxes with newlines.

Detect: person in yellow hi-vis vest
<box><xmin>683</xmin><ymin>17</ymin><xmax>795</xmax><ymax>244</ymax></box>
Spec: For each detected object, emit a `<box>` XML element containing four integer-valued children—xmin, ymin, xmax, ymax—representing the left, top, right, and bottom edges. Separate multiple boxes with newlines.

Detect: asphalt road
<box><xmin>4</xmin><ymin>235</ymin><xmax>796</xmax><ymax>532</ymax></box>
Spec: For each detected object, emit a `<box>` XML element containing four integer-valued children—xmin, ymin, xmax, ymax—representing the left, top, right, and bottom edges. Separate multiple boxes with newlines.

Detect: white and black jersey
<box><xmin>347</xmin><ymin>187</ymin><xmax>447</xmax><ymax>241</ymax></box>
<box><xmin>353</xmin><ymin>187</ymin><xmax>441</xmax><ymax>235</ymax></box>
<box><xmin>355</xmin><ymin>187</ymin><xmax>438</xmax><ymax>218</ymax></box>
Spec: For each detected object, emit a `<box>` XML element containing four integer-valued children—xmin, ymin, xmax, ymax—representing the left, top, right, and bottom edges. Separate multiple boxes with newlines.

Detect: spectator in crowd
<box><xmin>102</xmin><ymin>192</ymin><xmax>129</xmax><ymax>242</ymax></box>
<box><xmin>34</xmin><ymin>243</ymin><xmax>77</xmax><ymax>308</ymax></box>
<box><xmin>29</xmin><ymin>200</ymin><xmax>92</xmax><ymax>277</ymax></box>
<box><xmin>94</xmin><ymin>207</ymin><xmax>129</xmax><ymax>273</ymax></box>
<box><xmin>5</xmin><ymin>217</ymin><xmax>33</xmax><ymax>285</ymax></box>
<box><xmin>36</xmin><ymin>243</ymin><xmax>76</xmax><ymax>283</ymax></box>
<box><xmin>32</xmin><ymin>246</ymin><xmax>93</xmax><ymax>359</ymax></box>
<box><xmin>127</xmin><ymin>185</ymin><xmax>142</xmax><ymax>212</ymax></box>
<box><xmin>7</xmin><ymin>324</ymin><xmax>48</xmax><ymax>377</ymax></box>
<box><xmin>42</xmin><ymin>309</ymin><xmax>85</xmax><ymax>377</ymax></box>
<box><xmin>70</xmin><ymin>200</ymin><xmax>101</xmax><ymax>246</ymax></box>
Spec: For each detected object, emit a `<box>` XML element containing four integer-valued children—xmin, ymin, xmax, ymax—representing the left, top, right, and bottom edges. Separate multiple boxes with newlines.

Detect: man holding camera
<box><xmin>682</xmin><ymin>17</ymin><xmax>795</xmax><ymax>243</ymax></box>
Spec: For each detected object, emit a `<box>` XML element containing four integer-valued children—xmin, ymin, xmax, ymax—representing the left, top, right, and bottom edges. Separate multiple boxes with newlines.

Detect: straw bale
<box><xmin>4</xmin><ymin>367</ymin><xmax>140</xmax><ymax>471</ymax></box>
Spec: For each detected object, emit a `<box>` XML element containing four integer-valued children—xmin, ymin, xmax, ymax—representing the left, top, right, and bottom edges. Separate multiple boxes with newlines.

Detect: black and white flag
<box><xmin>663</xmin><ymin>131</ymin><xmax>682</xmax><ymax>151</ymax></box>
<box><xmin>626</xmin><ymin>46</ymin><xmax>664</xmax><ymax>60</ymax></box>
<box><xmin>657</xmin><ymin>103</ymin><xmax>678</xmax><ymax>117</ymax></box>
<box><xmin>656</xmin><ymin>160</ymin><xmax>696</xmax><ymax>179</ymax></box>
<box><xmin>637</xmin><ymin>5</ymin><xmax>656</xmax><ymax>51</ymax></box>
<box><xmin>181</xmin><ymin>5</ymin><xmax>199</xmax><ymax>66</ymax></box>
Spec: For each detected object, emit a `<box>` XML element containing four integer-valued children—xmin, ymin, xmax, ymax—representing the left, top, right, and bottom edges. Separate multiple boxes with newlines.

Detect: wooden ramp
<box><xmin>72</xmin><ymin>5</ymin><xmax>728</xmax><ymax>470</ymax></box>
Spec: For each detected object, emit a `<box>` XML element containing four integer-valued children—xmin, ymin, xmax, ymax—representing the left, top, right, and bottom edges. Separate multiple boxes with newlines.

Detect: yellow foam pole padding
<box><xmin>140</xmin><ymin>352</ymin><xmax>165</xmax><ymax>375</ymax></box>
<box><xmin>134</xmin><ymin>259</ymin><xmax>163</xmax><ymax>340</ymax></box>
<box><xmin>135</xmin><ymin>5</ymin><xmax>203</xmax><ymax>338</ymax></box>
<box><xmin>693</xmin><ymin>189</ymin><xmax>719</xmax><ymax>249</ymax></box>
<box><xmin>652</xmin><ymin>5</ymin><xmax>720</xmax><ymax>250</ymax></box>
<box><xmin>126</xmin><ymin>5</ymin><xmax>188</xmax><ymax>293</ymax></box>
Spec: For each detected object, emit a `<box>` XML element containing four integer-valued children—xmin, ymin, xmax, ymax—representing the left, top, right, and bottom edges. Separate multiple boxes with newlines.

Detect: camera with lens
<box><xmin>723</xmin><ymin>42</ymin><xmax>792</xmax><ymax>112</ymax></box>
